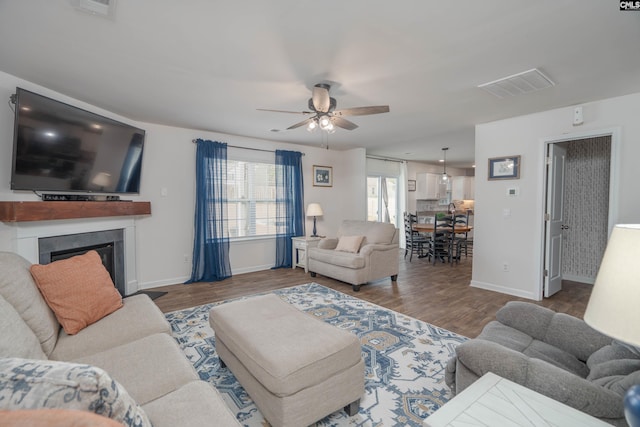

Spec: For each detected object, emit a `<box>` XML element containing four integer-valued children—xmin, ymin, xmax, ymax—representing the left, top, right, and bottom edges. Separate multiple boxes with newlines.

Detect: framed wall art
<box><xmin>488</xmin><ymin>155</ymin><xmax>521</xmax><ymax>180</ymax></box>
<box><xmin>313</xmin><ymin>165</ymin><xmax>333</xmax><ymax>187</ymax></box>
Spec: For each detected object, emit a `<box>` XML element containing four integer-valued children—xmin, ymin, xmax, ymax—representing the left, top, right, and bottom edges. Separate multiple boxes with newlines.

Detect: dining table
<box><xmin>413</xmin><ymin>223</ymin><xmax>473</xmax><ymax>233</ymax></box>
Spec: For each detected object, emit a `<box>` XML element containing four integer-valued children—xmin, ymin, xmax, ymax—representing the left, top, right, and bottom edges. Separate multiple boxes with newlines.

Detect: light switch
<box><xmin>161</xmin><ymin>187</ymin><xmax>168</xmax><ymax>197</ymax></box>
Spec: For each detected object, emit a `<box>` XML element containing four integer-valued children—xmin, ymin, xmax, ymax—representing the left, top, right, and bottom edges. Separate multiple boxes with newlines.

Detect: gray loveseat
<box><xmin>0</xmin><ymin>251</ymin><xmax>240</xmax><ymax>426</ymax></box>
<box><xmin>445</xmin><ymin>301</ymin><xmax>640</xmax><ymax>426</ymax></box>
<box><xmin>308</xmin><ymin>220</ymin><xmax>399</xmax><ymax>291</ymax></box>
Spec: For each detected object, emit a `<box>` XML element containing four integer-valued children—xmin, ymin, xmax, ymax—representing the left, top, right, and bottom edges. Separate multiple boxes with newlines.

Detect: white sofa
<box><xmin>0</xmin><ymin>251</ymin><xmax>241</xmax><ymax>427</ymax></box>
<box><xmin>308</xmin><ymin>220</ymin><xmax>399</xmax><ymax>291</ymax></box>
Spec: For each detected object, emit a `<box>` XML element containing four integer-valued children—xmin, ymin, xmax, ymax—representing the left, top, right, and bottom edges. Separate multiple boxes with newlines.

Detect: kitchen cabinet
<box><xmin>416</xmin><ymin>173</ymin><xmax>448</xmax><ymax>200</ymax></box>
<box><xmin>452</xmin><ymin>176</ymin><xmax>475</xmax><ymax>200</ymax></box>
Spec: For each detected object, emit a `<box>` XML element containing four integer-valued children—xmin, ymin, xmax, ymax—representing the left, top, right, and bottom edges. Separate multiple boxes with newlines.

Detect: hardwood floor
<box><xmin>147</xmin><ymin>251</ymin><xmax>593</xmax><ymax>338</ymax></box>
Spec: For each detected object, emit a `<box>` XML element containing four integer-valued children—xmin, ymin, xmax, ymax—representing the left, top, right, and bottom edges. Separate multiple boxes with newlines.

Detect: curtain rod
<box><xmin>191</xmin><ymin>139</ymin><xmax>305</xmax><ymax>156</ymax></box>
<box><xmin>366</xmin><ymin>155</ymin><xmax>406</xmax><ymax>163</ymax></box>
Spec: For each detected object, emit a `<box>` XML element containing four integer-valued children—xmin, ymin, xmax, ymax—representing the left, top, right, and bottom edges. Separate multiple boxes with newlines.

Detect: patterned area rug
<box><xmin>165</xmin><ymin>283</ymin><xmax>467</xmax><ymax>426</ymax></box>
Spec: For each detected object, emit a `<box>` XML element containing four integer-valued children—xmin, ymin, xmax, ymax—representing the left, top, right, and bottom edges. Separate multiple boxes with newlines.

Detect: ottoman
<box><xmin>209</xmin><ymin>293</ymin><xmax>364</xmax><ymax>427</ymax></box>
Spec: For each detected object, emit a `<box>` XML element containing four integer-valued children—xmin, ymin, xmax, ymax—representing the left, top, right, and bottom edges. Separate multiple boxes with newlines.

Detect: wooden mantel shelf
<box><xmin>0</xmin><ymin>201</ymin><xmax>151</xmax><ymax>222</ymax></box>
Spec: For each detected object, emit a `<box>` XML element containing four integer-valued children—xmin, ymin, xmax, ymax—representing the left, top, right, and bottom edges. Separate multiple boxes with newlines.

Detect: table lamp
<box><xmin>306</xmin><ymin>203</ymin><xmax>323</xmax><ymax>237</ymax></box>
<box><xmin>583</xmin><ymin>224</ymin><xmax>640</xmax><ymax>427</ymax></box>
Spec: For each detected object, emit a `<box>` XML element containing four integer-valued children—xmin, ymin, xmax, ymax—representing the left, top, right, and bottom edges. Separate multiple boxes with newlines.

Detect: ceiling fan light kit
<box><xmin>260</xmin><ymin>83</ymin><xmax>390</xmax><ymax>134</ymax></box>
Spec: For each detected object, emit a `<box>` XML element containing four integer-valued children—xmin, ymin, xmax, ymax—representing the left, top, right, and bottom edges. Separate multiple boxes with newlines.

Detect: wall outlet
<box><xmin>502</xmin><ymin>262</ymin><xmax>509</xmax><ymax>272</ymax></box>
<box><xmin>183</xmin><ymin>254</ymin><xmax>189</xmax><ymax>264</ymax></box>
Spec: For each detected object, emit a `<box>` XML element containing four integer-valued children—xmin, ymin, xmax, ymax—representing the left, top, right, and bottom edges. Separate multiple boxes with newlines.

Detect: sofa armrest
<box><xmin>317</xmin><ymin>238</ymin><xmax>338</xmax><ymax>250</ymax></box>
<box><xmin>454</xmin><ymin>339</ymin><xmax>625</xmax><ymax>420</ymax></box>
<box><xmin>359</xmin><ymin>243</ymin><xmax>398</xmax><ymax>256</ymax></box>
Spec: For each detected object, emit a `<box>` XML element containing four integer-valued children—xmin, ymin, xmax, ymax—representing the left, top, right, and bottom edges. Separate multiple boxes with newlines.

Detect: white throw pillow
<box><xmin>335</xmin><ymin>235</ymin><xmax>365</xmax><ymax>253</ymax></box>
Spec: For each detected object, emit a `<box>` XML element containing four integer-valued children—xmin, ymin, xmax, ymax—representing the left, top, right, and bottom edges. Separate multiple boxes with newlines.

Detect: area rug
<box><xmin>165</xmin><ymin>283</ymin><xmax>467</xmax><ymax>426</ymax></box>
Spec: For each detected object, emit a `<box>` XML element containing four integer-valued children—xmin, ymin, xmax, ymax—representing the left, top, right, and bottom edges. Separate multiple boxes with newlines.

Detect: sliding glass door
<box><xmin>367</xmin><ymin>176</ymin><xmax>398</xmax><ymax>225</ymax></box>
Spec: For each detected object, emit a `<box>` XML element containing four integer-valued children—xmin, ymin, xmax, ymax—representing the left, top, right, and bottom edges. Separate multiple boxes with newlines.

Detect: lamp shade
<box><xmin>306</xmin><ymin>203</ymin><xmax>323</xmax><ymax>217</ymax></box>
<box><xmin>584</xmin><ymin>224</ymin><xmax>640</xmax><ymax>346</ymax></box>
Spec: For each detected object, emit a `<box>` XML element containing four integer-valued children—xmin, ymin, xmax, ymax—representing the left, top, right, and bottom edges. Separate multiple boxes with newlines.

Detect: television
<box><xmin>11</xmin><ymin>87</ymin><xmax>145</xmax><ymax>195</ymax></box>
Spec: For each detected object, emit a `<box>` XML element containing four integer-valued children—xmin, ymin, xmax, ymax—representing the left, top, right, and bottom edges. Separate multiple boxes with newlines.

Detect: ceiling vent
<box><xmin>478</xmin><ymin>68</ymin><xmax>555</xmax><ymax>98</ymax></box>
<box><xmin>70</xmin><ymin>0</ymin><xmax>116</xmax><ymax>18</ymax></box>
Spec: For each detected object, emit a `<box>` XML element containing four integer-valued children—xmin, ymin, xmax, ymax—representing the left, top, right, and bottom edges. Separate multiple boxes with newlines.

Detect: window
<box><xmin>226</xmin><ymin>160</ymin><xmax>276</xmax><ymax>237</ymax></box>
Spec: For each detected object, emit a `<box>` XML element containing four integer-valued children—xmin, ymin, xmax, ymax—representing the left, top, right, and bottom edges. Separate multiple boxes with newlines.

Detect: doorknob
<box><xmin>561</xmin><ymin>225</ymin><xmax>570</xmax><ymax>230</ymax></box>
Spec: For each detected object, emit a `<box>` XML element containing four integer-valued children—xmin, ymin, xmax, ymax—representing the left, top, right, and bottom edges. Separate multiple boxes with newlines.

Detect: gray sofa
<box><xmin>0</xmin><ymin>251</ymin><xmax>240</xmax><ymax>426</ymax></box>
<box><xmin>307</xmin><ymin>220</ymin><xmax>399</xmax><ymax>291</ymax></box>
<box><xmin>445</xmin><ymin>301</ymin><xmax>640</xmax><ymax>426</ymax></box>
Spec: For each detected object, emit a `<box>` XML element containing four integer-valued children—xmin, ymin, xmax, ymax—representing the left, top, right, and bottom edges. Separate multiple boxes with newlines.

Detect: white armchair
<box><xmin>307</xmin><ymin>220</ymin><xmax>399</xmax><ymax>291</ymax></box>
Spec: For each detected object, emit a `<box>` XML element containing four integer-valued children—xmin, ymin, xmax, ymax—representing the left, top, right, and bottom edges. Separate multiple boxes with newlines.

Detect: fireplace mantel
<box><xmin>0</xmin><ymin>201</ymin><xmax>151</xmax><ymax>222</ymax></box>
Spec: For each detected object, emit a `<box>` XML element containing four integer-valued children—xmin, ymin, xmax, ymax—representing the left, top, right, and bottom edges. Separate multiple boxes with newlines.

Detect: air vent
<box><xmin>70</xmin><ymin>0</ymin><xmax>116</xmax><ymax>18</ymax></box>
<box><xmin>478</xmin><ymin>68</ymin><xmax>555</xmax><ymax>98</ymax></box>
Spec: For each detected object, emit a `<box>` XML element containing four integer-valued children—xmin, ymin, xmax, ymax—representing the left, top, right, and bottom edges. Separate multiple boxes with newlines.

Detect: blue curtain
<box><xmin>273</xmin><ymin>150</ymin><xmax>304</xmax><ymax>268</ymax></box>
<box><xmin>185</xmin><ymin>139</ymin><xmax>232</xmax><ymax>283</ymax></box>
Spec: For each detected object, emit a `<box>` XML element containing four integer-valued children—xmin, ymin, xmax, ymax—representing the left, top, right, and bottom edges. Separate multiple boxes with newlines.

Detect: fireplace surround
<box><xmin>9</xmin><ymin>217</ymin><xmax>139</xmax><ymax>296</ymax></box>
<box><xmin>38</xmin><ymin>229</ymin><xmax>126</xmax><ymax>296</ymax></box>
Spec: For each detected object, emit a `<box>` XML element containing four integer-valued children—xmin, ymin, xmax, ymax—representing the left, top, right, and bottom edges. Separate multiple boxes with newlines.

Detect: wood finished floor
<box><xmin>147</xmin><ymin>251</ymin><xmax>592</xmax><ymax>338</ymax></box>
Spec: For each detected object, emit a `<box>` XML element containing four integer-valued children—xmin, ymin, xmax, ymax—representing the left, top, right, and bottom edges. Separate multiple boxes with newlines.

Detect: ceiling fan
<box><xmin>258</xmin><ymin>83</ymin><xmax>390</xmax><ymax>132</ymax></box>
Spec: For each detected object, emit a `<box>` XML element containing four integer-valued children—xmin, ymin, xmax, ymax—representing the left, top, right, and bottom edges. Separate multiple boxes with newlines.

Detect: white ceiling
<box><xmin>1</xmin><ymin>1</ymin><xmax>639</xmax><ymax>167</ymax></box>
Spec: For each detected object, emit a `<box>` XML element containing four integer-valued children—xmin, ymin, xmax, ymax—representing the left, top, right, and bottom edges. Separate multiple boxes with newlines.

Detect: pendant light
<box><xmin>439</xmin><ymin>147</ymin><xmax>450</xmax><ymax>185</ymax></box>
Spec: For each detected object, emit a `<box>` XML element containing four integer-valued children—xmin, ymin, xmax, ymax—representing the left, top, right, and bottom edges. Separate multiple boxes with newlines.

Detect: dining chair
<box><xmin>451</xmin><ymin>213</ymin><xmax>470</xmax><ymax>261</ymax></box>
<box><xmin>403</xmin><ymin>212</ymin><xmax>429</xmax><ymax>262</ymax></box>
<box><xmin>424</xmin><ymin>214</ymin><xmax>453</xmax><ymax>264</ymax></box>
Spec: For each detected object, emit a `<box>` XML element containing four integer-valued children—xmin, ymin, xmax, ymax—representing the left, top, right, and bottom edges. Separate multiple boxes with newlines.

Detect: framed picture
<box><xmin>313</xmin><ymin>165</ymin><xmax>333</xmax><ymax>187</ymax></box>
<box><xmin>488</xmin><ymin>155</ymin><xmax>521</xmax><ymax>180</ymax></box>
<box><xmin>408</xmin><ymin>180</ymin><xmax>416</xmax><ymax>191</ymax></box>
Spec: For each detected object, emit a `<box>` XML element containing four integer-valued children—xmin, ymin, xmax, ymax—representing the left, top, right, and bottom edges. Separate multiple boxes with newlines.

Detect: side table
<box><xmin>291</xmin><ymin>236</ymin><xmax>321</xmax><ymax>273</ymax></box>
<box><xmin>425</xmin><ymin>372</ymin><xmax>610</xmax><ymax>427</ymax></box>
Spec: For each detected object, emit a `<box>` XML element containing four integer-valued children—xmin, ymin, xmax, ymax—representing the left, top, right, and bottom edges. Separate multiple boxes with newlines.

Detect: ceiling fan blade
<box><xmin>286</xmin><ymin>117</ymin><xmax>315</xmax><ymax>130</ymax></box>
<box><xmin>312</xmin><ymin>84</ymin><xmax>331</xmax><ymax>113</ymax></box>
<box><xmin>257</xmin><ymin>108</ymin><xmax>312</xmax><ymax>115</ymax></box>
<box><xmin>331</xmin><ymin>116</ymin><xmax>358</xmax><ymax>130</ymax></box>
<box><xmin>333</xmin><ymin>105</ymin><xmax>390</xmax><ymax>117</ymax></box>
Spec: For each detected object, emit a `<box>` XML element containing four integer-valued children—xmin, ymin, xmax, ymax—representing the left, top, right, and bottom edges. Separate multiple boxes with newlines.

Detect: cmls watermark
<box><xmin>620</xmin><ymin>1</ymin><xmax>640</xmax><ymax>10</ymax></box>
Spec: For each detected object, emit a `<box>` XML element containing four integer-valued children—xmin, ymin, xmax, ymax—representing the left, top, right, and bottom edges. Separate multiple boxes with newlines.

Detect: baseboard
<box><xmin>232</xmin><ymin>264</ymin><xmax>274</xmax><ymax>275</ymax></box>
<box><xmin>470</xmin><ymin>280</ymin><xmax>540</xmax><ymax>301</ymax></box>
<box><xmin>562</xmin><ymin>274</ymin><xmax>595</xmax><ymax>285</ymax></box>
<box><xmin>137</xmin><ymin>264</ymin><xmax>275</xmax><ymax>290</ymax></box>
<box><xmin>138</xmin><ymin>276</ymin><xmax>190</xmax><ymax>290</ymax></box>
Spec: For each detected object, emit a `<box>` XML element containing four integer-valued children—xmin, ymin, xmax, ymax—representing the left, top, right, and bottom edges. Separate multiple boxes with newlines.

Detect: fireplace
<box><xmin>38</xmin><ymin>229</ymin><xmax>126</xmax><ymax>296</ymax></box>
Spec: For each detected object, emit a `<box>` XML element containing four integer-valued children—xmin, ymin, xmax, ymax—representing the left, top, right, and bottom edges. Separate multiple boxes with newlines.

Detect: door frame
<box><xmin>537</xmin><ymin>127</ymin><xmax>620</xmax><ymax>299</ymax></box>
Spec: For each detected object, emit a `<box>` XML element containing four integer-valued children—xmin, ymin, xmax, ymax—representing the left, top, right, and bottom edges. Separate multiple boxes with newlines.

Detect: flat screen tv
<box><xmin>11</xmin><ymin>87</ymin><xmax>145</xmax><ymax>195</ymax></box>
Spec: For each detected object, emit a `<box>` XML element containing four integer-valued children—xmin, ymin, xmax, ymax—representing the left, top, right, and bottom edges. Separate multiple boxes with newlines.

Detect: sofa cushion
<box><xmin>308</xmin><ymin>248</ymin><xmax>366</xmax><ymax>269</ymax></box>
<box><xmin>587</xmin><ymin>341</ymin><xmax>640</xmax><ymax>369</ymax></box>
<box><xmin>0</xmin><ymin>252</ymin><xmax>60</xmax><ymax>356</ymax></box>
<box><xmin>30</xmin><ymin>250</ymin><xmax>123</xmax><ymax>335</ymax></box>
<box><xmin>72</xmin><ymin>333</ymin><xmax>198</xmax><ymax>406</ymax></box>
<box><xmin>335</xmin><ymin>235</ymin><xmax>364</xmax><ymax>253</ymax></box>
<box><xmin>0</xmin><ymin>294</ymin><xmax>47</xmax><ymax>360</ymax></box>
<box><xmin>0</xmin><ymin>408</ymin><xmax>123</xmax><ymax>427</ymax></box>
<box><xmin>50</xmin><ymin>294</ymin><xmax>171</xmax><ymax>361</ymax></box>
<box><xmin>142</xmin><ymin>381</ymin><xmax>241</xmax><ymax>427</ymax></box>
<box><xmin>0</xmin><ymin>358</ymin><xmax>151</xmax><ymax>427</ymax></box>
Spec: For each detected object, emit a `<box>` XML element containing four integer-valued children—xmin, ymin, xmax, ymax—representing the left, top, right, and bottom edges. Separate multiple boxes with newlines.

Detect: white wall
<box><xmin>472</xmin><ymin>92</ymin><xmax>640</xmax><ymax>300</ymax></box>
<box><xmin>0</xmin><ymin>71</ymin><xmax>366</xmax><ymax>289</ymax></box>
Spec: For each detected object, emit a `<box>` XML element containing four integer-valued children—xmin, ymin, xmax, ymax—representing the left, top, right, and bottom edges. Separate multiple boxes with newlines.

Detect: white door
<box><xmin>544</xmin><ymin>144</ymin><xmax>566</xmax><ymax>297</ymax></box>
